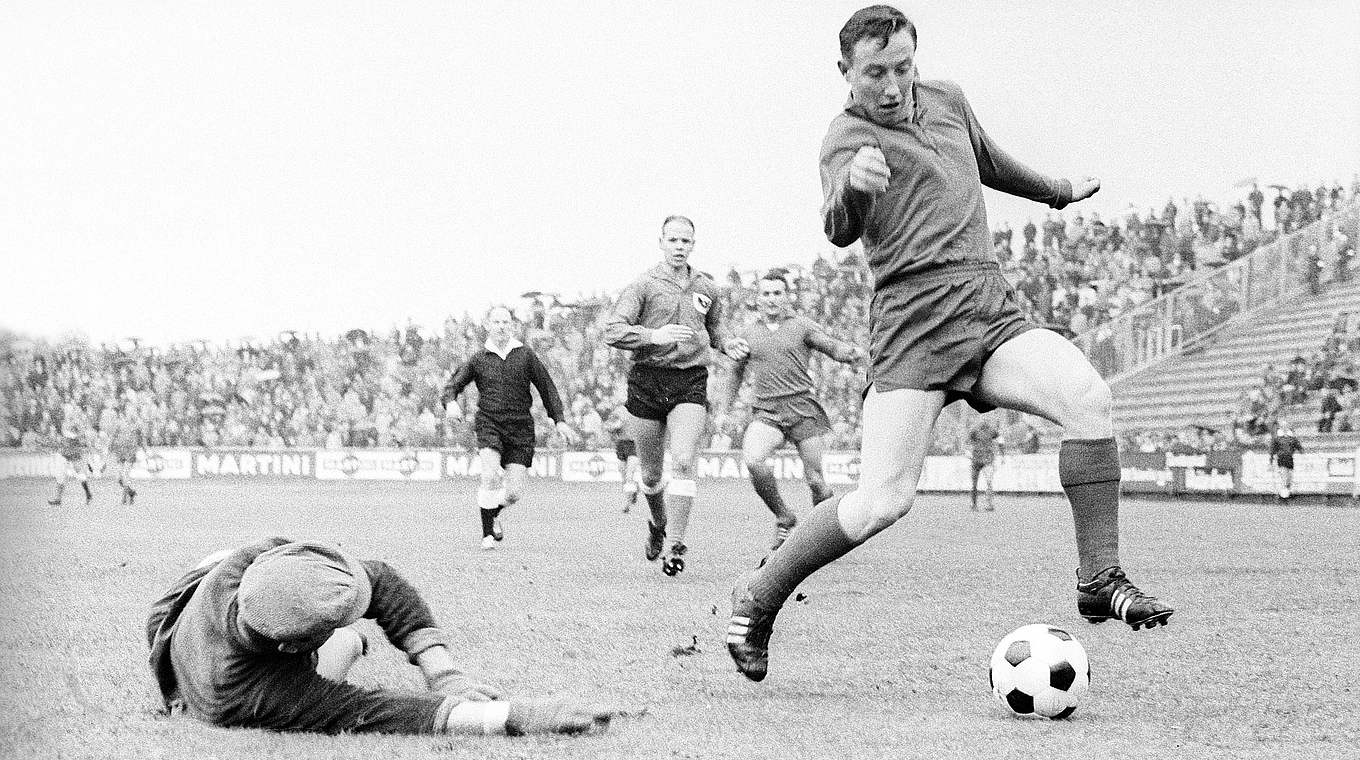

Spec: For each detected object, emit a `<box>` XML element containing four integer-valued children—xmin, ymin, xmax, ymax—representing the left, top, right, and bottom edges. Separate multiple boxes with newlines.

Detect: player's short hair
<box><xmin>839</xmin><ymin>5</ymin><xmax>917</xmax><ymax>62</ymax></box>
<box><xmin>758</xmin><ymin>268</ymin><xmax>792</xmax><ymax>292</ymax></box>
<box><xmin>485</xmin><ymin>304</ymin><xmax>515</xmax><ymax>323</ymax></box>
<box><xmin>661</xmin><ymin>215</ymin><xmax>696</xmax><ymax>235</ymax></box>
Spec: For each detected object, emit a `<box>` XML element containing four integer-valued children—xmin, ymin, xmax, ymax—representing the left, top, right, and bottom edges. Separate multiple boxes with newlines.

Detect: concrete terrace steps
<box><xmin>1111</xmin><ymin>277</ymin><xmax>1360</xmax><ymax>433</ymax></box>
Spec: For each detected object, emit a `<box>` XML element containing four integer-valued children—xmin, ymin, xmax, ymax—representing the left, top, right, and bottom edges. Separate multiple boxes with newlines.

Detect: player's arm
<box><xmin>953</xmin><ymin>83</ymin><xmax>1094</xmax><ymax>208</ymax></box>
<box><xmin>440</xmin><ymin>360</ymin><xmax>476</xmax><ymax>414</ymax></box>
<box><xmin>819</xmin><ymin>122</ymin><xmax>883</xmax><ymax>247</ymax></box>
<box><xmin>602</xmin><ymin>282</ymin><xmax>655</xmax><ymax>349</ymax></box>
<box><xmin>359</xmin><ymin>559</ymin><xmax>504</xmax><ymax>702</ymax></box>
<box><xmin>525</xmin><ymin>351</ymin><xmax>578</xmax><ymax>444</ymax></box>
<box><xmin>805</xmin><ymin>322</ymin><xmax>866</xmax><ymax>364</ymax></box>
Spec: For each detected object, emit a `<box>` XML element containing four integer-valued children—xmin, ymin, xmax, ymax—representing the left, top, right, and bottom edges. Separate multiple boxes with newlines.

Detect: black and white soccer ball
<box><xmin>989</xmin><ymin>624</ymin><xmax>1090</xmax><ymax>719</ymax></box>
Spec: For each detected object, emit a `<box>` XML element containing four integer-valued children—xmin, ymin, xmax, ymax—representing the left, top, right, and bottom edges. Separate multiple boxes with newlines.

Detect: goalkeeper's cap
<box><xmin>237</xmin><ymin>541</ymin><xmax>372</xmax><ymax>642</ymax></box>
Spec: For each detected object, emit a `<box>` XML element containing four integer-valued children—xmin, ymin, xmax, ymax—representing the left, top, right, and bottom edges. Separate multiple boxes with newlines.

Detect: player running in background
<box><xmin>723</xmin><ymin>269</ymin><xmax>866</xmax><ymax>550</ymax></box>
<box><xmin>967</xmin><ymin>416</ymin><xmax>1001</xmax><ymax>511</ymax></box>
<box><xmin>604</xmin><ymin>215</ymin><xmax>744</xmax><ymax>576</ymax></box>
<box><xmin>108</xmin><ymin>412</ymin><xmax>143</xmax><ymax>505</ymax></box>
<box><xmin>605</xmin><ymin>405</ymin><xmax>641</xmax><ymax>512</ymax></box>
<box><xmin>48</xmin><ymin>421</ymin><xmax>94</xmax><ymax>506</ymax></box>
<box><xmin>147</xmin><ymin>537</ymin><xmax>617</xmax><ymax>736</ymax></box>
<box><xmin>728</xmin><ymin>5</ymin><xmax>1172</xmax><ymax>682</ymax></box>
<box><xmin>1269</xmin><ymin>423</ymin><xmax>1303</xmax><ymax>501</ymax></box>
<box><xmin>442</xmin><ymin>306</ymin><xmax>579</xmax><ymax>550</ymax></box>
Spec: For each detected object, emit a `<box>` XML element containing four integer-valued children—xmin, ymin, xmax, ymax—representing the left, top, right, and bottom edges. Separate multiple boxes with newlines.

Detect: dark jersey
<box><xmin>968</xmin><ymin>422</ymin><xmax>1000</xmax><ymax>465</ymax></box>
<box><xmin>604</xmin><ymin>263</ymin><xmax>727</xmax><ymax>369</ymax></box>
<box><xmin>146</xmin><ymin>537</ymin><xmax>450</xmax><ymax>734</ymax></box>
<box><xmin>820</xmin><ymin>79</ymin><xmax>1072</xmax><ymax>285</ymax></box>
<box><xmin>1269</xmin><ymin>435</ymin><xmax>1303</xmax><ymax>467</ymax></box>
<box><xmin>441</xmin><ymin>341</ymin><xmax>565</xmax><ymax>426</ymax></box>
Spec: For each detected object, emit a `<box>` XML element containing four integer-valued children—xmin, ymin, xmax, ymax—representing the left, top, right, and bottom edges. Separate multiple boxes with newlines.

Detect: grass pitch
<box><xmin>1</xmin><ymin>477</ymin><xmax>1356</xmax><ymax>760</ymax></box>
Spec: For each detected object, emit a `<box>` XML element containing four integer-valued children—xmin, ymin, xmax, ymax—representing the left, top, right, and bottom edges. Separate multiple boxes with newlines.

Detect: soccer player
<box><xmin>108</xmin><ymin>412</ymin><xmax>142</xmax><ymax>505</ymax></box>
<box><xmin>1269</xmin><ymin>423</ymin><xmax>1303</xmax><ymax>501</ymax></box>
<box><xmin>442</xmin><ymin>306</ymin><xmax>579</xmax><ymax>550</ymax></box>
<box><xmin>47</xmin><ymin>422</ymin><xmax>93</xmax><ymax>506</ymax></box>
<box><xmin>967</xmin><ymin>416</ymin><xmax>1001</xmax><ymax>512</ymax></box>
<box><xmin>723</xmin><ymin>269</ymin><xmax>866</xmax><ymax>550</ymax></box>
<box><xmin>604</xmin><ymin>215</ymin><xmax>744</xmax><ymax>575</ymax></box>
<box><xmin>147</xmin><ymin>537</ymin><xmax>617</xmax><ymax>736</ymax></box>
<box><xmin>605</xmin><ymin>405</ymin><xmax>641</xmax><ymax>512</ymax></box>
<box><xmin>727</xmin><ymin>6</ymin><xmax>1173</xmax><ymax>682</ymax></box>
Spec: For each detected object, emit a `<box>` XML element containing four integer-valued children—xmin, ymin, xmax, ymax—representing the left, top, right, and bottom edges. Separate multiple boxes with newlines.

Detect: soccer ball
<box><xmin>989</xmin><ymin>624</ymin><xmax>1090</xmax><ymax>719</ymax></box>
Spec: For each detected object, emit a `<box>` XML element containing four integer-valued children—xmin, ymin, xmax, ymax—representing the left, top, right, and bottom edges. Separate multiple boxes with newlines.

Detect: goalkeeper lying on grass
<box><xmin>147</xmin><ymin>537</ymin><xmax>617</xmax><ymax>736</ymax></box>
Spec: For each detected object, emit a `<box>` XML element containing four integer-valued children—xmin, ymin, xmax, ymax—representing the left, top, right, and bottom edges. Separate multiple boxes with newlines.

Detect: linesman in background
<box><xmin>443</xmin><ymin>306</ymin><xmax>579</xmax><ymax>549</ymax></box>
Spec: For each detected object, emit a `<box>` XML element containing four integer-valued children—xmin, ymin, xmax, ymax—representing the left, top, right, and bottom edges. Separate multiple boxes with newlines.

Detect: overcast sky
<box><xmin>3</xmin><ymin>1</ymin><xmax>1357</xmax><ymax>345</ymax></box>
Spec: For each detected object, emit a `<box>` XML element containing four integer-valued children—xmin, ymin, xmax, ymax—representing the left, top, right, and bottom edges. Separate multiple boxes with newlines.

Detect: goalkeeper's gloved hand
<box><xmin>506</xmin><ymin>696</ymin><xmax>617</xmax><ymax>735</ymax></box>
<box><xmin>426</xmin><ymin>668</ymin><xmax>505</xmax><ymax>702</ymax></box>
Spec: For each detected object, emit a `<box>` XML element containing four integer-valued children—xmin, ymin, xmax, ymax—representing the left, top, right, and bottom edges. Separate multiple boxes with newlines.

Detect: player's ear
<box><xmin>837</xmin><ymin>58</ymin><xmax>849</xmax><ymax>77</ymax></box>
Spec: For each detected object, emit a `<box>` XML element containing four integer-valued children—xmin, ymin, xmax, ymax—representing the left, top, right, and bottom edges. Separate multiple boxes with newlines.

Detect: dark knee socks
<box><xmin>1059</xmin><ymin>438</ymin><xmax>1122</xmax><ymax>583</ymax></box>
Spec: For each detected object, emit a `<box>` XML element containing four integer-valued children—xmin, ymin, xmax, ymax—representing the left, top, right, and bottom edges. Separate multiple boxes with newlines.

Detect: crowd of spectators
<box><xmin>995</xmin><ymin>180</ymin><xmax>1357</xmax><ymax>338</ymax></box>
<box><xmin>4</xmin><ymin>179</ymin><xmax>1356</xmax><ymax>458</ymax></box>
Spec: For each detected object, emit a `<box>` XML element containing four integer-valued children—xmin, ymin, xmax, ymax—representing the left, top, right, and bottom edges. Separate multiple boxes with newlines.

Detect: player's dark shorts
<box><xmin>474</xmin><ymin>415</ymin><xmax>535</xmax><ymax>468</ymax></box>
<box><xmin>625</xmin><ymin>364</ymin><xmax>708</xmax><ymax>422</ymax></box>
<box><xmin>1276</xmin><ymin>456</ymin><xmax>1295</xmax><ymax>470</ymax></box>
<box><xmin>752</xmin><ymin>394</ymin><xmax>832</xmax><ymax>443</ymax></box>
<box><xmin>614</xmin><ymin>439</ymin><xmax>637</xmax><ymax>461</ymax></box>
<box><xmin>971</xmin><ymin>455</ymin><xmax>996</xmax><ymax>479</ymax></box>
<box><xmin>868</xmin><ymin>261</ymin><xmax>1037</xmax><ymax>413</ymax></box>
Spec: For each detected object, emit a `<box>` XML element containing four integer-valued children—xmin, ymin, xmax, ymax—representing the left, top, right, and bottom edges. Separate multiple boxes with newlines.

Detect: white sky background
<box><xmin>3</xmin><ymin>0</ymin><xmax>1358</xmax><ymax>345</ymax></box>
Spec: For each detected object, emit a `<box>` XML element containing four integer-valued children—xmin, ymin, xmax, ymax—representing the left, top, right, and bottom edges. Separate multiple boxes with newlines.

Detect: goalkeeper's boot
<box><xmin>644</xmin><ymin>522</ymin><xmax>666</xmax><ymax>562</ymax></box>
<box><xmin>660</xmin><ymin>541</ymin><xmax>687</xmax><ymax>576</ymax></box>
<box><xmin>491</xmin><ymin>516</ymin><xmax>505</xmax><ymax>543</ymax></box>
<box><xmin>770</xmin><ymin>518</ymin><xmax>797</xmax><ymax>551</ymax></box>
<box><xmin>1077</xmin><ymin>566</ymin><xmax>1174</xmax><ymax>630</ymax></box>
<box><xmin>727</xmin><ymin>570</ymin><xmax>781</xmax><ymax>682</ymax></box>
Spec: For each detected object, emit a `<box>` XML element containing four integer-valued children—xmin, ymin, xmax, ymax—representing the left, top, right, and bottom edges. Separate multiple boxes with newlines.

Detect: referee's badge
<box><xmin>692</xmin><ymin>293</ymin><xmax>712</xmax><ymax>315</ymax></box>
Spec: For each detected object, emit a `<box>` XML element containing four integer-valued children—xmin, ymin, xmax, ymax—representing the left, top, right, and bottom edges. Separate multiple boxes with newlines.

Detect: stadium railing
<box><xmin>1073</xmin><ymin>201</ymin><xmax>1359</xmax><ymax>383</ymax></box>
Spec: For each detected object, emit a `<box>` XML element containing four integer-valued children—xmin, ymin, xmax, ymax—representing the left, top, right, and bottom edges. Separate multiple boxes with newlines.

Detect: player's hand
<box><xmin>444</xmin><ymin>402</ymin><xmax>463</xmax><ymax>420</ymax></box>
<box><xmin>428</xmin><ymin>669</ymin><xmax>506</xmax><ymax>702</ymax></box>
<box><xmin>722</xmin><ymin>337</ymin><xmax>750</xmax><ymax>361</ymax></box>
<box><xmin>1069</xmin><ymin>176</ymin><xmax>1101</xmax><ymax>203</ymax></box>
<box><xmin>506</xmin><ymin>696</ymin><xmax>621</xmax><ymax>735</ymax></box>
<box><xmin>848</xmin><ymin>145</ymin><xmax>890</xmax><ymax>194</ymax></box>
<box><xmin>555</xmin><ymin>421</ymin><xmax>580</xmax><ymax>446</ymax></box>
<box><xmin>650</xmin><ymin>324</ymin><xmax>695</xmax><ymax>345</ymax></box>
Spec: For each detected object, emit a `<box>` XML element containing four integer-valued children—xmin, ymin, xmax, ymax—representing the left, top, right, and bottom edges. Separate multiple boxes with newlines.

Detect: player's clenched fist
<box><xmin>848</xmin><ymin>145</ymin><xmax>890</xmax><ymax>194</ymax></box>
<box><xmin>650</xmin><ymin>324</ymin><xmax>695</xmax><ymax>345</ymax></box>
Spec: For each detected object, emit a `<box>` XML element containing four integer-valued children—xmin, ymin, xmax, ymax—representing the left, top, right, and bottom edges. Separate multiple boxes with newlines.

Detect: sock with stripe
<box><xmin>667</xmin><ymin>478</ymin><xmax>695</xmax><ymax>545</ymax></box>
<box><xmin>748</xmin><ymin>493</ymin><xmax>857</xmax><ymax>608</ymax></box>
<box><xmin>1059</xmin><ymin>437</ymin><xmax>1122</xmax><ymax>583</ymax></box>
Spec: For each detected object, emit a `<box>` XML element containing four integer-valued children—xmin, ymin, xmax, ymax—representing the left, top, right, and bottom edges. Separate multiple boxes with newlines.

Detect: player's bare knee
<box><xmin>503</xmin><ymin>486</ymin><xmax>522</xmax><ymax>505</ymax></box>
<box><xmin>862</xmin><ymin>482</ymin><xmax>916</xmax><ymax>530</ymax></box>
<box><xmin>1065</xmin><ymin>376</ymin><xmax>1113</xmax><ymax>431</ymax></box>
<box><xmin>744</xmin><ymin>453</ymin><xmax>773</xmax><ymax>474</ymax></box>
<box><xmin>671</xmin><ymin>458</ymin><xmax>696</xmax><ymax>480</ymax></box>
<box><xmin>480</xmin><ymin>473</ymin><xmax>504</xmax><ymax>491</ymax></box>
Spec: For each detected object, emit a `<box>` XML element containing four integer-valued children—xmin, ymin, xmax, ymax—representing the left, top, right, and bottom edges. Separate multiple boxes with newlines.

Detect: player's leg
<box><xmin>974</xmin><ymin>328</ymin><xmax>1172</xmax><ymax>630</ymax></box>
<box><xmin>49</xmin><ymin>464</ymin><xmax>69</xmax><ymax>505</ymax></box>
<box><xmin>729</xmin><ymin>386</ymin><xmax>945</xmax><ymax>680</ymax></box>
<box><xmin>496</xmin><ymin>463</ymin><xmax>528</xmax><ymax>543</ymax></box>
<box><xmin>622</xmin><ymin>454</ymin><xmax>640</xmax><ymax>511</ymax></box>
<box><xmin>119</xmin><ymin>458</ymin><xmax>137</xmax><ymax>504</ymax></box>
<box><xmin>630</xmin><ymin>414</ymin><xmax>669</xmax><ymax>561</ymax></box>
<box><xmin>476</xmin><ymin>447</ymin><xmax>507</xmax><ymax>549</ymax></box>
<box><xmin>659</xmin><ymin>402</ymin><xmax>707</xmax><ymax>575</ymax></box>
<box><xmin>742</xmin><ymin>420</ymin><xmax>794</xmax><ymax>539</ymax></box>
<box><xmin>77</xmin><ymin>458</ymin><xmax>93</xmax><ymax>504</ymax></box>
<box><xmin>314</xmin><ymin>626</ymin><xmax>368</xmax><ymax>681</ymax></box>
<box><xmin>970</xmin><ymin>460</ymin><xmax>982</xmax><ymax>510</ymax></box>
<box><xmin>796</xmin><ymin>434</ymin><xmax>834</xmax><ymax>505</ymax></box>
<box><xmin>981</xmin><ymin>462</ymin><xmax>995</xmax><ymax>511</ymax></box>
<box><xmin>1279</xmin><ymin>466</ymin><xmax>1293</xmax><ymax>500</ymax></box>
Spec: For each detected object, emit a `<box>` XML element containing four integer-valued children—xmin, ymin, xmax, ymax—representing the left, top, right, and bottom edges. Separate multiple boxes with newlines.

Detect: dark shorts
<box><xmin>868</xmin><ymin>261</ymin><xmax>1036</xmax><ymax>413</ymax></box>
<box><xmin>474</xmin><ymin>415</ymin><xmax>535</xmax><ymax>468</ymax></box>
<box><xmin>625</xmin><ymin>364</ymin><xmax>709</xmax><ymax>422</ymax></box>
<box><xmin>971</xmin><ymin>456</ymin><xmax>995</xmax><ymax>477</ymax></box>
<box><xmin>752</xmin><ymin>395</ymin><xmax>832</xmax><ymax>444</ymax></box>
<box><xmin>614</xmin><ymin>439</ymin><xmax>637</xmax><ymax>461</ymax></box>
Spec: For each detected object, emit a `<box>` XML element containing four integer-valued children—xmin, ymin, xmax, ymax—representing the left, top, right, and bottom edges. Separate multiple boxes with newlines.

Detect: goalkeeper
<box><xmin>147</xmin><ymin>537</ymin><xmax>617</xmax><ymax>736</ymax></box>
